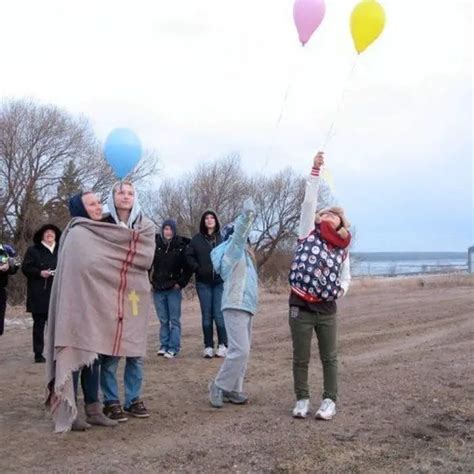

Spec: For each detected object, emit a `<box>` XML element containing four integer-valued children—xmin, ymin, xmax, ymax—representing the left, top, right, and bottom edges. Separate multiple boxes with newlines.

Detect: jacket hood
<box><xmin>68</xmin><ymin>193</ymin><xmax>90</xmax><ymax>219</ymax></box>
<box><xmin>199</xmin><ymin>210</ymin><xmax>220</xmax><ymax>235</ymax></box>
<box><xmin>107</xmin><ymin>181</ymin><xmax>142</xmax><ymax>228</ymax></box>
<box><xmin>161</xmin><ymin>219</ymin><xmax>177</xmax><ymax>239</ymax></box>
<box><xmin>33</xmin><ymin>224</ymin><xmax>62</xmax><ymax>245</ymax></box>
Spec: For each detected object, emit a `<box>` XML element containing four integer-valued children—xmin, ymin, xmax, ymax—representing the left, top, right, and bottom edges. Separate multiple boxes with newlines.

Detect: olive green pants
<box><xmin>289</xmin><ymin>306</ymin><xmax>338</xmax><ymax>401</ymax></box>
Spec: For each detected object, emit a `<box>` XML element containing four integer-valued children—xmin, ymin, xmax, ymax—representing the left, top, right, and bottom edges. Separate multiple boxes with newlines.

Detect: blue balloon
<box><xmin>104</xmin><ymin>128</ymin><xmax>142</xmax><ymax>179</ymax></box>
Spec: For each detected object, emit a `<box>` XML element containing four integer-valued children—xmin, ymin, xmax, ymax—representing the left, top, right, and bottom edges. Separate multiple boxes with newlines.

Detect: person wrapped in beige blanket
<box><xmin>45</xmin><ymin>187</ymin><xmax>155</xmax><ymax>432</ymax></box>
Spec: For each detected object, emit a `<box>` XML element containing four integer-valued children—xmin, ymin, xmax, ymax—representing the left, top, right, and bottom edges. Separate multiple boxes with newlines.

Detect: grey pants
<box><xmin>214</xmin><ymin>309</ymin><xmax>253</xmax><ymax>393</ymax></box>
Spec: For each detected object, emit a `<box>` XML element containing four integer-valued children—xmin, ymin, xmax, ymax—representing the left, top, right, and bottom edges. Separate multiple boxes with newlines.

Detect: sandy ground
<box><xmin>0</xmin><ymin>274</ymin><xmax>473</xmax><ymax>473</ymax></box>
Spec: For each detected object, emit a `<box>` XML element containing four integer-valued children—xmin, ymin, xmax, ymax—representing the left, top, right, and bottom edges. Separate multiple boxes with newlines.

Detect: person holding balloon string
<box><xmin>42</xmin><ymin>128</ymin><xmax>154</xmax><ymax>427</ymax></box>
<box><xmin>288</xmin><ymin>151</ymin><xmax>352</xmax><ymax>420</ymax></box>
<box><xmin>100</xmin><ymin>180</ymin><xmax>155</xmax><ymax>422</ymax></box>
<box><xmin>101</xmin><ymin>129</ymin><xmax>154</xmax><ymax>420</ymax></box>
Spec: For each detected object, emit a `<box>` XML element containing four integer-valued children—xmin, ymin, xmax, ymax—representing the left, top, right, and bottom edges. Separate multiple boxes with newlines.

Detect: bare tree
<box><xmin>251</xmin><ymin>169</ymin><xmax>305</xmax><ymax>268</ymax></box>
<box><xmin>144</xmin><ymin>155</ymin><xmax>306</xmax><ymax>272</ymax></box>
<box><xmin>79</xmin><ymin>148</ymin><xmax>160</xmax><ymax>197</ymax></box>
<box><xmin>0</xmin><ymin>99</ymin><xmax>98</xmax><ymax>247</ymax></box>
<box><xmin>146</xmin><ymin>153</ymin><xmax>249</xmax><ymax>237</ymax></box>
<box><xmin>0</xmin><ymin>98</ymin><xmax>160</xmax><ymax>246</ymax></box>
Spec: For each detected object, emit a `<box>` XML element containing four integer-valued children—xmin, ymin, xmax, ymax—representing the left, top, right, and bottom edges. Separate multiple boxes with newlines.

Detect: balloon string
<box><xmin>261</xmin><ymin>47</ymin><xmax>304</xmax><ymax>173</ymax></box>
<box><xmin>321</xmin><ymin>54</ymin><xmax>359</xmax><ymax>150</ymax></box>
<box><xmin>275</xmin><ymin>80</ymin><xmax>292</xmax><ymax>127</ymax></box>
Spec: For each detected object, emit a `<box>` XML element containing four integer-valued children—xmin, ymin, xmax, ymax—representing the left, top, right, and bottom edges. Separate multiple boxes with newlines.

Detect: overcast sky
<box><xmin>0</xmin><ymin>0</ymin><xmax>472</xmax><ymax>251</ymax></box>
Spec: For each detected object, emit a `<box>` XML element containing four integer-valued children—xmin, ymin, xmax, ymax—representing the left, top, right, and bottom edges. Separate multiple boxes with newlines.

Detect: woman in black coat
<box><xmin>186</xmin><ymin>210</ymin><xmax>228</xmax><ymax>358</ymax></box>
<box><xmin>22</xmin><ymin>224</ymin><xmax>61</xmax><ymax>363</ymax></box>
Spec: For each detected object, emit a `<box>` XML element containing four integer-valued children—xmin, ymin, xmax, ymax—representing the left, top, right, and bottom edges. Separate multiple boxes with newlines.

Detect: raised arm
<box><xmin>298</xmin><ymin>152</ymin><xmax>324</xmax><ymax>239</ymax></box>
<box><xmin>223</xmin><ymin>198</ymin><xmax>255</xmax><ymax>265</ymax></box>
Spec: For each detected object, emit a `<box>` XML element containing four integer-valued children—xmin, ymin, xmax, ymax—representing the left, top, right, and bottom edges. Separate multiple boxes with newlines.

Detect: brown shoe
<box><xmin>103</xmin><ymin>403</ymin><xmax>128</xmax><ymax>422</ymax></box>
<box><xmin>124</xmin><ymin>399</ymin><xmax>150</xmax><ymax>418</ymax></box>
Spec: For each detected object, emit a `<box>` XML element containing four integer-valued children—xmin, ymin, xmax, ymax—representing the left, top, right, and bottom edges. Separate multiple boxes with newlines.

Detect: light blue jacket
<box><xmin>211</xmin><ymin>204</ymin><xmax>258</xmax><ymax>316</ymax></box>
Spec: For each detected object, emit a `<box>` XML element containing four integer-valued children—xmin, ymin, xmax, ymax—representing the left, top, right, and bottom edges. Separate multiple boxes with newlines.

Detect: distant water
<box><xmin>352</xmin><ymin>252</ymin><xmax>469</xmax><ymax>277</ymax></box>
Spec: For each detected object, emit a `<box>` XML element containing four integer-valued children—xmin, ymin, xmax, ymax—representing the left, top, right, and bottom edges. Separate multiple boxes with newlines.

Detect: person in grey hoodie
<box><xmin>208</xmin><ymin>199</ymin><xmax>258</xmax><ymax>408</ymax></box>
<box><xmin>100</xmin><ymin>181</ymin><xmax>155</xmax><ymax>422</ymax></box>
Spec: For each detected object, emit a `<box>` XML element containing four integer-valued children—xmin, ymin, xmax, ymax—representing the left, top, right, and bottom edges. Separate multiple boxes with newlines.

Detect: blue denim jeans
<box><xmin>73</xmin><ymin>359</ymin><xmax>100</xmax><ymax>405</ymax></box>
<box><xmin>153</xmin><ymin>288</ymin><xmax>182</xmax><ymax>354</ymax></box>
<box><xmin>196</xmin><ymin>281</ymin><xmax>227</xmax><ymax>348</ymax></box>
<box><xmin>100</xmin><ymin>355</ymin><xmax>144</xmax><ymax>408</ymax></box>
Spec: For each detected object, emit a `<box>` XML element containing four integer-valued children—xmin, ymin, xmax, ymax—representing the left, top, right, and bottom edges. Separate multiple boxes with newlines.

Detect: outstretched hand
<box><xmin>313</xmin><ymin>151</ymin><xmax>325</xmax><ymax>169</ymax></box>
<box><xmin>242</xmin><ymin>198</ymin><xmax>256</xmax><ymax>216</ymax></box>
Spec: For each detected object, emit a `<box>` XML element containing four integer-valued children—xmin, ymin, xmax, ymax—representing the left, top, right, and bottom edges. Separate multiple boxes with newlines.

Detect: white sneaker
<box><xmin>215</xmin><ymin>344</ymin><xmax>227</xmax><ymax>358</ymax></box>
<box><xmin>292</xmin><ymin>399</ymin><xmax>310</xmax><ymax>418</ymax></box>
<box><xmin>315</xmin><ymin>398</ymin><xmax>336</xmax><ymax>420</ymax></box>
<box><xmin>157</xmin><ymin>349</ymin><xmax>167</xmax><ymax>356</ymax></box>
<box><xmin>164</xmin><ymin>351</ymin><xmax>176</xmax><ymax>359</ymax></box>
<box><xmin>203</xmin><ymin>347</ymin><xmax>214</xmax><ymax>358</ymax></box>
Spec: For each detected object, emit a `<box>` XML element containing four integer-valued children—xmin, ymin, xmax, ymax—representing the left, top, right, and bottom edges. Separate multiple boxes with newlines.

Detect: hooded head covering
<box><xmin>161</xmin><ymin>219</ymin><xmax>177</xmax><ymax>240</ymax></box>
<box><xmin>33</xmin><ymin>224</ymin><xmax>62</xmax><ymax>246</ymax></box>
<box><xmin>199</xmin><ymin>210</ymin><xmax>220</xmax><ymax>235</ymax></box>
<box><xmin>68</xmin><ymin>192</ymin><xmax>90</xmax><ymax>219</ymax></box>
<box><xmin>107</xmin><ymin>181</ymin><xmax>142</xmax><ymax>229</ymax></box>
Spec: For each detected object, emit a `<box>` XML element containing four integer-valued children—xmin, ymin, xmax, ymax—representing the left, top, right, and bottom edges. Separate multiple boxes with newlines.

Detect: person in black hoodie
<box><xmin>0</xmin><ymin>244</ymin><xmax>19</xmax><ymax>337</ymax></box>
<box><xmin>151</xmin><ymin>219</ymin><xmax>191</xmax><ymax>359</ymax></box>
<box><xmin>22</xmin><ymin>224</ymin><xmax>61</xmax><ymax>363</ymax></box>
<box><xmin>186</xmin><ymin>210</ymin><xmax>228</xmax><ymax>358</ymax></box>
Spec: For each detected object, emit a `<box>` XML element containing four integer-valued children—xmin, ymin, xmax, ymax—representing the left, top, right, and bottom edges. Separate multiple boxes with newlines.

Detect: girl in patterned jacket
<box><xmin>289</xmin><ymin>151</ymin><xmax>351</xmax><ymax>420</ymax></box>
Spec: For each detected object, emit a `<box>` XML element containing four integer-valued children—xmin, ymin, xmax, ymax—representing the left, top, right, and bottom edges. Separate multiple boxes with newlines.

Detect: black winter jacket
<box><xmin>186</xmin><ymin>210</ymin><xmax>224</xmax><ymax>285</ymax></box>
<box><xmin>22</xmin><ymin>243</ymin><xmax>59</xmax><ymax>314</ymax></box>
<box><xmin>151</xmin><ymin>235</ymin><xmax>192</xmax><ymax>291</ymax></box>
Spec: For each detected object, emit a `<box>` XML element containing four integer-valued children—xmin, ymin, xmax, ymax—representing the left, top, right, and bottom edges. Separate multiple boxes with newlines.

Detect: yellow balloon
<box><xmin>350</xmin><ymin>0</ymin><xmax>386</xmax><ymax>54</ymax></box>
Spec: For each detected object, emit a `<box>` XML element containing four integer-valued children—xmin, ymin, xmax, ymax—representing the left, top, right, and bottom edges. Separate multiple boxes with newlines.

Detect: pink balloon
<box><xmin>293</xmin><ymin>0</ymin><xmax>326</xmax><ymax>46</ymax></box>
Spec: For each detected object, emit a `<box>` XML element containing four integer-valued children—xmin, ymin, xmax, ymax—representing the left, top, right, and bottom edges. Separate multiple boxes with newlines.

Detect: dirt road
<box><xmin>0</xmin><ymin>275</ymin><xmax>473</xmax><ymax>473</ymax></box>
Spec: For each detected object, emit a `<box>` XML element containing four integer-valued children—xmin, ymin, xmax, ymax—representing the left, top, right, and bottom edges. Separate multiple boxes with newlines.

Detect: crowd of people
<box><xmin>0</xmin><ymin>151</ymin><xmax>352</xmax><ymax>432</ymax></box>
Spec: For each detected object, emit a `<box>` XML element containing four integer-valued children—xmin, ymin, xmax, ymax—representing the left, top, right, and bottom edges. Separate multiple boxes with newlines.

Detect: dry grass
<box><xmin>352</xmin><ymin>272</ymin><xmax>474</xmax><ymax>293</ymax></box>
<box><xmin>1</xmin><ymin>273</ymin><xmax>473</xmax><ymax>472</ymax></box>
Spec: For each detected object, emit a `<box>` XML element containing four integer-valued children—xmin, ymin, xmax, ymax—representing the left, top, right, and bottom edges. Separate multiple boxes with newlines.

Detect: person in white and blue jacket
<box><xmin>289</xmin><ymin>152</ymin><xmax>351</xmax><ymax>421</ymax></box>
<box><xmin>208</xmin><ymin>198</ymin><xmax>258</xmax><ymax>408</ymax></box>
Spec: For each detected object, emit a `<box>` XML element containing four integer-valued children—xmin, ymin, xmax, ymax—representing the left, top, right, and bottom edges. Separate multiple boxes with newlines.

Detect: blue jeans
<box><xmin>100</xmin><ymin>355</ymin><xmax>144</xmax><ymax>408</ymax></box>
<box><xmin>196</xmin><ymin>282</ymin><xmax>227</xmax><ymax>348</ymax></box>
<box><xmin>73</xmin><ymin>359</ymin><xmax>100</xmax><ymax>405</ymax></box>
<box><xmin>153</xmin><ymin>288</ymin><xmax>182</xmax><ymax>353</ymax></box>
